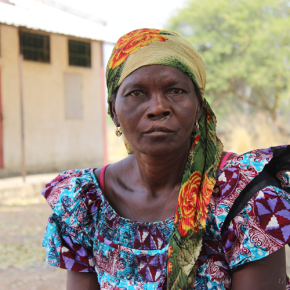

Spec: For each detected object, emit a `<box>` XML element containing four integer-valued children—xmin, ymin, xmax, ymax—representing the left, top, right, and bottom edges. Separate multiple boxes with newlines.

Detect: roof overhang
<box><xmin>0</xmin><ymin>0</ymin><xmax>117</xmax><ymax>43</ymax></box>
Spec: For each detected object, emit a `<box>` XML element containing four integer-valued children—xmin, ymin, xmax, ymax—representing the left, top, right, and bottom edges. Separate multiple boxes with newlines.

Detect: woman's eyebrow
<box><xmin>121</xmin><ymin>79</ymin><xmax>189</xmax><ymax>92</ymax></box>
<box><xmin>119</xmin><ymin>83</ymin><xmax>147</xmax><ymax>93</ymax></box>
<box><xmin>164</xmin><ymin>79</ymin><xmax>189</xmax><ymax>87</ymax></box>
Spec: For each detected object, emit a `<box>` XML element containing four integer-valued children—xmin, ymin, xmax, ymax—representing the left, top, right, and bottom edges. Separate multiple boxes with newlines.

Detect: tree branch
<box><xmin>229</xmin><ymin>85</ymin><xmax>265</xmax><ymax>111</ymax></box>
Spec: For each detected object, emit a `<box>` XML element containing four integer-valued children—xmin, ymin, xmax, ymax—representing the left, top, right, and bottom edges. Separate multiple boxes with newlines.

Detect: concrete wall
<box><xmin>0</xmin><ymin>24</ymin><xmax>104</xmax><ymax>177</ymax></box>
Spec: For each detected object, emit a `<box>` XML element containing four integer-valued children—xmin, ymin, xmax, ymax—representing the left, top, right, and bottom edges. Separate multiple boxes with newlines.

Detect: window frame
<box><xmin>19</xmin><ymin>29</ymin><xmax>51</xmax><ymax>63</ymax></box>
<box><xmin>68</xmin><ymin>39</ymin><xmax>91</xmax><ymax>68</ymax></box>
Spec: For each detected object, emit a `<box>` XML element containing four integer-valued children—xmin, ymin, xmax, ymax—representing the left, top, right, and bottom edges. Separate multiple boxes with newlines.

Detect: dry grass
<box><xmin>220</xmin><ymin>114</ymin><xmax>290</xmax><ymax>154</ymax></box>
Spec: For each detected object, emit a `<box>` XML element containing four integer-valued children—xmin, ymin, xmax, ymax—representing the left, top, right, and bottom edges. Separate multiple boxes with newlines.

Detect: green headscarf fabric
<box><xmin>106</xmin><ymin>28</ymin><xmax>223</xmax><ymax>289</ymax></box>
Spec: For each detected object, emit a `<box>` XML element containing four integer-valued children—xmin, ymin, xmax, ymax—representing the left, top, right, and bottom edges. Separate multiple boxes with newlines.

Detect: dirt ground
<box><xmin>0</xmin><ymin>203</ymin><xmax>66</xmax><ymax>290</ymax></box>
<box><xmin>1</xmin><ymin>202</ymin><xmax>290</xmax><ymax>289</ymax></box>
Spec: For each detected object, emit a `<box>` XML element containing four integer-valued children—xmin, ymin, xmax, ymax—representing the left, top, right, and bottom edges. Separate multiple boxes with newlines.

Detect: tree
<box><xmin>166</xmin><ymin>0</ymin><xmax>290</xmax><ymax>122</ymax></box>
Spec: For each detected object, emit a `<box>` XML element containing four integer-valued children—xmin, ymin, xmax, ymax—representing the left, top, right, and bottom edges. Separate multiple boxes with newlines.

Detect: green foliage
<box><xmin>166</xmin><ymin>0</ymin><xmax>290</xmax><ymax>121</ymax></box>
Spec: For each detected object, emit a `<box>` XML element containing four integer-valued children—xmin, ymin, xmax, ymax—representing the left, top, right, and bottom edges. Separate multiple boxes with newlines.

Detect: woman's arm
<box><xmin>66</xmin><ymin>271</ymin><xmax>100</xmax><ymax>290</ymax></box>
<box><xmin>232</xmin><ymin>247</ymin><xmax>286</xmax><ymax>290</ymax></box>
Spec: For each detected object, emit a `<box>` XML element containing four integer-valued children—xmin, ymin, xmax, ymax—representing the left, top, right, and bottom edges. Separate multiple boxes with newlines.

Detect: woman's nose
<box><xmin>146</xmin><ymin>94</ymin><xmax>172</xmax><ymax>121</ymax></box>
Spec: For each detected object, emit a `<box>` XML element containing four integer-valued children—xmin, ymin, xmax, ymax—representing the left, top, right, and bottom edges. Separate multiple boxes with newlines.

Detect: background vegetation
<box><xmin>166</xmin><ymin>0</ymin><xmax>290</xmax><ymax>152</ymax></box>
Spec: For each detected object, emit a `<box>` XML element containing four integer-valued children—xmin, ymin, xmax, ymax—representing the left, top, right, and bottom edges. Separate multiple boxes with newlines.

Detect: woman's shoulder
<box><xmin>212</xmin><ymin>145</ymin><xmax>290</xmax><ymax>270</ymax></box>
<box><xmin>216</xmin><ymin>145</ymin><xmax>290</xmax><ymax>203</ymax></box>
<box><xmin>42</xmin><ymin>168</ymin><xmax>100</xmax><ymax>272</ymax></box>
<box><xmin>41</xmin><ymin>168</ymin><xmax>103</xmax><ymax>216</ymax></box>
<box><xmin>222</xmin><ymin>147</ymin><xmax>274</xmax><ymax>169</ymax></box>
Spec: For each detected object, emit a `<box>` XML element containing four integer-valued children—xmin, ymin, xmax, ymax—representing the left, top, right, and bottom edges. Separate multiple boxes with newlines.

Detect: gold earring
<box><xmin>192</xmin><ymin>121</ymin><xmax>199</xmax><ymax>133</ymax></box>
<box><xmin>115</xmin><ymin>127</ymin><xmax>122</xmax><ymax>137</ymax></box>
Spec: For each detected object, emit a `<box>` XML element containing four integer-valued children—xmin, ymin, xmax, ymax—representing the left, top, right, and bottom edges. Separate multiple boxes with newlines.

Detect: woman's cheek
<box><xmin>118</xmin><ymin>109</ymin><xmax>143</xmax><ymax>139</ymax></box>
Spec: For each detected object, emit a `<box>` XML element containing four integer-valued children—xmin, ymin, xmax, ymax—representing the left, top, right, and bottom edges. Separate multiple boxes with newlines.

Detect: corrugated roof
<box><xmin>0</xmin><ymin>0</ymin><xmax>116</xmax><ymax>43</ymax></box>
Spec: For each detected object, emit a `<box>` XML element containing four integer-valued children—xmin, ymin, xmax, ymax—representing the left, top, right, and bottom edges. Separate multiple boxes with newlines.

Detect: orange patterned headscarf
<box><xmin>106</xmin><ymin>28</ymin><xmax>206</xmax><ymax>101</ymax></box>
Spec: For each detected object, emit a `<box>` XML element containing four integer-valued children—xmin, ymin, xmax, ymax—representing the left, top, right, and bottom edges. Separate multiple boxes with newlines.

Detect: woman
<box><xmin>42</xmin><ymin>29</ymin><xmax>290</xmax><ymax>290</ymax></box>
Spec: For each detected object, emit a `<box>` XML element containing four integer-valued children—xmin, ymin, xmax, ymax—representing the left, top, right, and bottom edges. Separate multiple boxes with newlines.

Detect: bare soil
<box><xmin>0</xmin><ymin>203</ymin><xmax>66</xmax><ymax>290</ymax></box>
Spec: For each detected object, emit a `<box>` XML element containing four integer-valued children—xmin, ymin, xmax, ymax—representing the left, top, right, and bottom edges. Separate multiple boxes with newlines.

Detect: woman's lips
<box><xmin>143</xmin><ymin>127</ymin><xmax>175</xmax><ymax>136</ymax></box>
<box><xmin>145</xmin><ymin>131</ymin><xmax>174</xmax><ymax>136</ymax></box>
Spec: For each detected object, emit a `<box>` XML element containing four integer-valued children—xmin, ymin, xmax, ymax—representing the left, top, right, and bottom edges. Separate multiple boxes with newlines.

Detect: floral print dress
<box><xmin>42</xmin><ymin>147</ymin><xmax>290</xmax><ymax>289</ymax></box>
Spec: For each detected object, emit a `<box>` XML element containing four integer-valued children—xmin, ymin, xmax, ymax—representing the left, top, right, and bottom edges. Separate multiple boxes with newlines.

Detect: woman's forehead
<box><xmin>120</xmin><ymin>65</ymin><xmax>193</xmax><ymax>87</ymax></box>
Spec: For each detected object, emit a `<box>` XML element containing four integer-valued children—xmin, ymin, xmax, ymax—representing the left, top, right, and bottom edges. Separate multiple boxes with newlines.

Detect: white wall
<box><xmin>0</xmin><ymin>24</ymin><xmax>104</xmax><ymax>177</ymax></box>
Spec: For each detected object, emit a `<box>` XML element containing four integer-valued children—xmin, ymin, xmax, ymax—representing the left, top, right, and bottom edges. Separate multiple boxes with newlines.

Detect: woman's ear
<box><xmin>108</xmin><ymin>94</ymin><xmax>120</xmax><ymax>127</ymax></box>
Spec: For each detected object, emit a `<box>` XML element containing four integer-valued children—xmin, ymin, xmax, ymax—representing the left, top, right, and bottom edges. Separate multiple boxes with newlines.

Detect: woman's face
<box><xmin>110</xmin><ymin>65</ymin><xmax>202</xmax><ymax>157</ymax></box>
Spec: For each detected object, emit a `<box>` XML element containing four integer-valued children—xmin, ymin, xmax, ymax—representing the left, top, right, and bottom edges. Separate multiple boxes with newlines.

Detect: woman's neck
<box><xmin>131</xmin><ymin>141</ymin><xmax>190</xmax><ymax>196</ymax></box>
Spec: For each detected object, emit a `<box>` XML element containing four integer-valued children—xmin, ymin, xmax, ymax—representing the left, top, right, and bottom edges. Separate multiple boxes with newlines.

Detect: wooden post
<box><xmin>18</xmin><ymin>54</ymin><xmax>26</xmax><ymax>182</ymax></box>
<box><xmin>0</xmin><ymin>69</ymin><xmax>3</xmax><ymax>168</ymax></box>
<box><xmin>100</xmin><ymin>42</ymin><xmax>108</xmax><ymax>166</ymax></box>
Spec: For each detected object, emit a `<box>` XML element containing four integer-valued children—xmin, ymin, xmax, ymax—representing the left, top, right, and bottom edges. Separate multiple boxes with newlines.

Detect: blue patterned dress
<box><xmin>42</xmin><ymin>147</ymin><xmax>290</xmax><ymax>289</ymax></box>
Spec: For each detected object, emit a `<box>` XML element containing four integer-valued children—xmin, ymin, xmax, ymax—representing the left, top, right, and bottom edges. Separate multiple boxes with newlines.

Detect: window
<box><xmin>64</xmin><ymin>73</ymin><xmax>83</xmax><ymax>119</ymax></box>
<box><xmin>68</xmin><ymin>40</ymin><xmax>91</xmax><ymax>67</ymax></box>
<box><xmin>19</xmin><ymin>31</ymin><xmax>50</xmax><ymax>62</ymax></box>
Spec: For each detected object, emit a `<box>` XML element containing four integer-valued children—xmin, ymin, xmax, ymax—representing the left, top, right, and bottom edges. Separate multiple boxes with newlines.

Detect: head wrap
<box><xmin>106</xmin><ymin>28</ymin><xmax>223</xmax><ymax>289</ymax></box>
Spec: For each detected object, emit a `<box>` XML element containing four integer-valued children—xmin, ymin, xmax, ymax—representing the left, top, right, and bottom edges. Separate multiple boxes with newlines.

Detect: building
<box><xmin>0</xmin><ymin>0</ymin><xmax>115</xmax><ymax>177</ymax></box>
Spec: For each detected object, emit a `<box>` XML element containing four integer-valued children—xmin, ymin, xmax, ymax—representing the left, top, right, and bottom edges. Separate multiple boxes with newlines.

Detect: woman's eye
<box><xmin>128</xmin><ymin>90</ymin><xmax>145</xmax><ymax>97</ymax></box>
<box><xmin>169</xmin><ymin>88</ymin><xmax>183</xmax><ymax>95</ymax></box>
